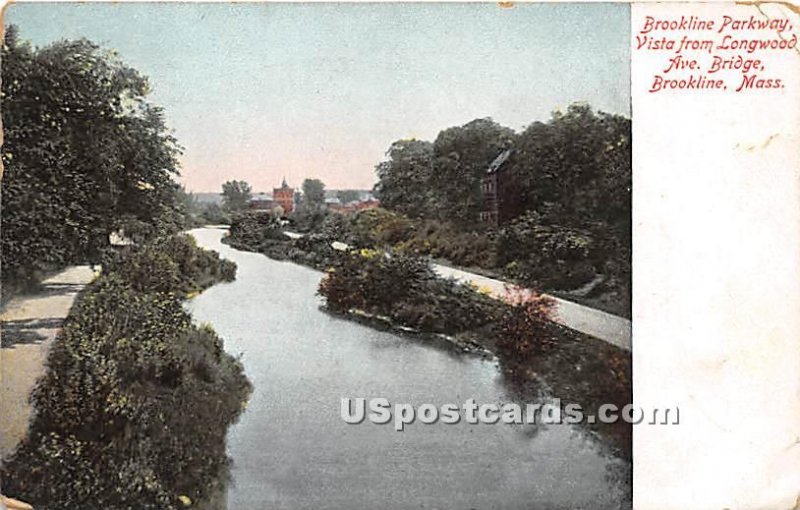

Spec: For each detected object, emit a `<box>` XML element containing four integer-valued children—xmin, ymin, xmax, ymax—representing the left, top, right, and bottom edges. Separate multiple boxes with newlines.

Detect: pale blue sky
<box><xmin>6</xmin><ymin>2</ymin><xmax>630</xmax><ymax>191</ymax></box>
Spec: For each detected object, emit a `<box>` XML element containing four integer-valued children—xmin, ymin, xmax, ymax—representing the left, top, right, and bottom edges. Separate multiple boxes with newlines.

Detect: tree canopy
<box><xmin>373</xmin><ymin>119</ymin><xmax>514</xmax><ymax>225</ymax></box>
<box><xmin>508</xmin><ymin>103</ymin><xmax>631</xmax><ymax>229</ymax></box>
<box><xmin>221</xmin><ymin>180</ymin><xmax>252</xmax><ymax>212</ymax></box>
<box><xmin>373</xmin><ymin>139</ymin><xmax>434</xmax><ymax>219</ymax></box>
<box><xmin>336</xmin><ymin>189</ymin><xmax>362</xmax><ymax>204</ymax></box>
<box><xmin>371</xmin><ymin>105</ymin><xmax>631</xmax><ymax>306</ymax></box>
<box><xmin>301</xmin><ymin>178</ymin><xmax>326</xmax><ymax>210</ymax></box>
<box><xmin>372</xmin><ymin>107</ymin><xmax>630</xmax><ymax>234</ymax></box>
<box><xmin>1</xmin><ymin>26</ymin><xmax>185</xmax><ymax>287</ymax></box>
<box><xmin>430</xmin><ymin>118</ymin><xmax>515</xmax><ymax>225</ymax></box>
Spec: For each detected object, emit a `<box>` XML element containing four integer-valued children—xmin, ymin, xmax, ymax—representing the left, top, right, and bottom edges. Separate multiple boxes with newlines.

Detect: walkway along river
<box><xmin>187</xmin><ymin>228</ymin><xmax>630</xmax><ymax>510</ymax></box>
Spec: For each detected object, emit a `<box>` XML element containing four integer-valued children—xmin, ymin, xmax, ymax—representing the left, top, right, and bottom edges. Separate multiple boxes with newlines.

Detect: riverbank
<box><xmin>1</xmin><ymin>234</ymin><xmax>250</xmax><ymax>510</ymax></box>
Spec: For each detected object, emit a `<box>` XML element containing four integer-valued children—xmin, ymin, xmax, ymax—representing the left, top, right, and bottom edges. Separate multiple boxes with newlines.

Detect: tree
<box><xmin>291</xmin><ymin>178</ymin><xmax>327</xmax><ymax>232</ymax></box>
<box><xmin>502</xmin><ymin>104</ymin><xmax>631</xmax><ymax>303</ymax></box>
<box><xmin>429</xmin><ymin>118</ymin><xmax>514</xmax><ymax>227</ymax></box>
<box><xmin>220</xmin><ymin>180</ymin><xmax>252</xmax><ymax>212</ymax></box>
<box><xmin>508</xmin><ymin>103</ymin><xmax>631</xmax><ymax>228</ymax></box>
<box><xmin>301</xmin><ymin>178</ymin><xmax>326</xmax><ymax>210</ymax></box>
<box><xmin>373</xmin><ymin>139</ymin><xmax>434</xmax><ymax>219</ymax></box>
<box><xmin>1</xmin><ymin>26</ymin><xmax>184</xmax><ymax>288</ymax></box>
<box><xmin>336</xmin><ymin>189</ymin><xmax>361</xmax><ymax>204</ymax></box>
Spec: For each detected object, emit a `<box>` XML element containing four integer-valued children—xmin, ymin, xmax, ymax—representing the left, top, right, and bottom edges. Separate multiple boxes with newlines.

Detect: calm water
<box><xmin>188</xmin><ymin>228</ymin><xmax>629</xmax><ymax>510</ymax></box>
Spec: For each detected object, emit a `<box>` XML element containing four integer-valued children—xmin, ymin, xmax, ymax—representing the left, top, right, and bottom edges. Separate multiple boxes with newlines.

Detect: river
<box><xmin>187</xmin><ymin>228</ymin><xmax>630</xmax><ymax>509</ymax></box>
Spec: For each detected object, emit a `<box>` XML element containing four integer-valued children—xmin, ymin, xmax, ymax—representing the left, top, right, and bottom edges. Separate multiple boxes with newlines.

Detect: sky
<box><xmin>5</xmin><ymin>2</ymin><xmax>630</xmax><ymax>192</ymax></box>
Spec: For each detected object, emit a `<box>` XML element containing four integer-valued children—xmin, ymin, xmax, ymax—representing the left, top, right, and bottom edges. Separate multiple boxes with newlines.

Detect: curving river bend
<box><xmin>187</xmin><ymin>228</ymin><xmax>629</xmax><ymax>510</ymax></box>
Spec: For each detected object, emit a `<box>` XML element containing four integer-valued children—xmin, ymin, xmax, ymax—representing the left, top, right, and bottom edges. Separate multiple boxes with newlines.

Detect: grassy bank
<box><xmin>1</xmin><ymin>234</ymin><xmax>251</xmax><ymax>510</ymax></box>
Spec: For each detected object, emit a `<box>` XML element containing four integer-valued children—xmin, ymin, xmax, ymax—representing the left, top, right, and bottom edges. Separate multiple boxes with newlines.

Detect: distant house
<box><xmin>325</xmin><ymin>197</ymin><xmax>343</xmax><ymax>211</ymax></box>
<box><xmin>273</xmin><ymin>178</ymin><xmax>295</xmax><ymax>215</ymax></box>
<box><xmin>337</xmin><ymin>197</ymin><xmax>380</xmax><ymax>214</ymax></box>
<box><xmin>480</xmin><ymin>149</ymin><xmax>513</xmax><ymax>226</ymax></box>
<box><xmin>248</xmin><ymin>192</ymin><xmax>275</xmax><ymax>211</ymax></box>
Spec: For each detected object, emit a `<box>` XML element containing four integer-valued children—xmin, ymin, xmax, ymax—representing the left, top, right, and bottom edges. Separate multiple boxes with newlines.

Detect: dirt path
<box><xmin>1</xmin><ymin>266</ymin><xmax>95</xmax><ymax>457</ymax></box>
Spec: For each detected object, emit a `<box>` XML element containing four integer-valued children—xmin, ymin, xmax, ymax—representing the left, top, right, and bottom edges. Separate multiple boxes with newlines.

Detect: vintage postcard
<box><xmin>0</xmin><ymin>2</ymin><xmax>796</xmax><ymax>509</ymax></box>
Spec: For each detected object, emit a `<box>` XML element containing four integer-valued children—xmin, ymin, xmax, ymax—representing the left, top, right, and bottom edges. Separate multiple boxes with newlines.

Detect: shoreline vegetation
<box><xmin>1</xmin><ymin>27</ymin><xmax>254</xmax><ymax>509</ymax></box>
<box><xmin>223</xmin><ymin>213</ymin><xmax>632</xmax><ymax>460</ymax></box>
<box><xmin>1</xmin><ymin>234</ymin><xmax>251</xmax><ymax>510</ymax></box>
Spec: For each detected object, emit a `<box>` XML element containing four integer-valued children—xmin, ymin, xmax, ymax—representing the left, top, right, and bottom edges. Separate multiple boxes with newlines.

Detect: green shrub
<box><xmin>394</xmin><ymin>220</ymin><xmax>496</xmax><ymax>268</ymax></box>
<box><xmin>289</xmin><ymin>206</ymin><xmax>328</xmax><ymax>233</ymax></box>
<box><xmin>1</xmin><ymin>275</ymin><xmax>251</xmax><ymax>510</ymax></box>
<box><xmin>1</xmin><ymin>234</ymin><xmax>247</xmax><ymax>509</ymax></box>
<box><xmin>319</xmin><ymin>213</ymin><xmax>358</xmax><ymax>245</ymax></box>
<box><xmin>110</xmin><ymin>234</ymin><xmax>236</xmax><ymax>297</ymax></box>
<box><xmin>198</xmin><ymin>203</ymin><xmax>232</xmax><ymax>225</ymax></box>
<box><xmin>227</xmin><ymin>211</ymin><xmax>285</xmax><ymax>249</ymax></box>
<box><xmin>348</xmin><ymin>208</ymin><xmax>414</xmax><ymax>247</ymax></box>
<box><xmin>497</xmin><ymin>212</ymin><xmax>599</xmax><ymax>290</ymax></box>
<box><xmin>318</xmin><ymin>250</ymin><xmax>502</xmax><ymax>333</ymax></box>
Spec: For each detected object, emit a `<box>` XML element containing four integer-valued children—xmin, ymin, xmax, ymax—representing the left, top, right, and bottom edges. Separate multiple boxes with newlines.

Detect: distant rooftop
<box><xmin>486</xmin><ymin>149</ymin><xmax>513</xmax><ymax>174</ymax></box>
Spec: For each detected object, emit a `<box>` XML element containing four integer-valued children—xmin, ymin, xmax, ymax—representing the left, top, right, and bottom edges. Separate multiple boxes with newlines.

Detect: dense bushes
<box><xmin>346</xmin><ymin>208</ymin><xmax>415</xmax><ymax>247</ymax></box>
<box><xmin>317</xmin><ymin>208</ymin><xmax>496</xmax><ymax>269</ymax></box>
<box><xmin>318</xmin><ymin>250</ymin><xmax>503</xmax><ymax>334</ymax></box>
<box><xmin>224</xmin><ymin>212</ymin><xmax>344</xmax><ymax>271</ymax></box>
<box><xmin>393</xmin><ymin>220</ymin><xmax>496</xmax><ymax>269</ymax></box>
<box><xmin>325</xmin><ymin>207</ymin><xmax>629</xmax><ymax>315</ymax></box>
<box><xmin>228</xmin><ymin>212</ymin><xmax>285</xmax><ymax>248</ymax></box>
<box><xmin>497</xmin><ymin>212</ymin><xmax>599</xmax><ymax>290</ymax></box>
<box><xmin>1</xmin><ymin>236</ymin><xmax>250</xmax><ymax>510</ymax></box>
<box><xmin>109</xmin><ymin>234</ymin><xmax>236</xmax><ymax>296</ymax></box>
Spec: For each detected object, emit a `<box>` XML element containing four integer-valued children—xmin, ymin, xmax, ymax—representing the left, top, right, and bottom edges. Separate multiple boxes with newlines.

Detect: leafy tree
<box><xmin>289</xmin><ymin>178</ymin><xmax>327</xmax><ymax>232</ymax></box>
<box><xmin>301</xmin><ymin>178</ymin><xmax>326</xmax><ymax>209</ymax></box>
<box><xmin>197</xmin><ymin>203</ymin><xmax>231</xmax><ymax>225</ymax></box>
<box><xmin>504</xmin><ymin>104</ymin><xmax>631</xmax><ymax>304</ymax></box>
<box><xmin>220</xmin><ymin>180</ymin><xmax>252</xmax><ymax>212</ymax></box>
<box><xmin>508</xmin><ymin>103</ymin><xmax>631</xmax><ymax>228</ymax></box>
<box><xmin>430</xmin><ymin>118</ymin><xmax>514</xmax><ymax>226</ymax></box>
<box><xmin>373</xmin><ymin>139</ymin><xmax>434</xmax><ymax>219</ymax></box>
<box><xmin>1</xmin><ymin>26</ymin><xmax>183</xmax><ymax>288</ymax></box>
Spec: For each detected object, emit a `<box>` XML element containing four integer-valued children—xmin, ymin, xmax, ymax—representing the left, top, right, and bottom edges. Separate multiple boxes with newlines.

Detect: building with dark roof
<box><xmin>480</xmin><ymin>149</ymin><xmax>513</xmax><ymax>226</ymax></box>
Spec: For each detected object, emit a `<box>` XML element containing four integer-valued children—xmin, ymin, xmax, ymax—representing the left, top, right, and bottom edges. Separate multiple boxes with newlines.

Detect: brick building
<box><xmin>273</xmin><ymin>177</ymin><xmax>295</xmax><ymax>215</ymax></box>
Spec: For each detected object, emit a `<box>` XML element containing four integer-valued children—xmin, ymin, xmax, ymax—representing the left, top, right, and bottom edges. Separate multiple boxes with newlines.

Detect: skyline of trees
<box><xmin>373</xmin><ymin>104</ymin><xmax>631</xmax><ymax>233</ymax></box>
